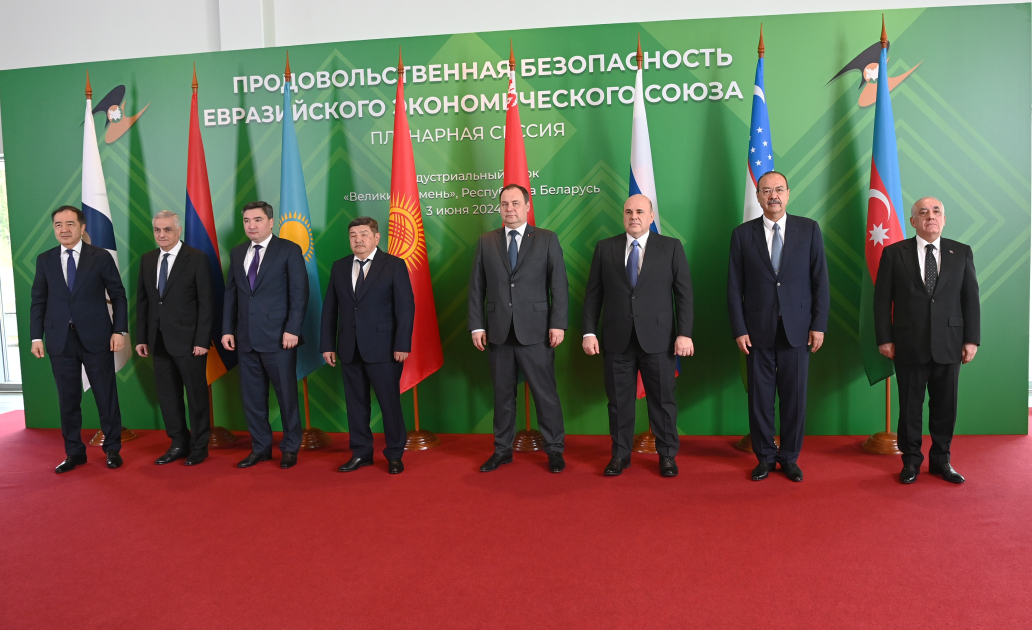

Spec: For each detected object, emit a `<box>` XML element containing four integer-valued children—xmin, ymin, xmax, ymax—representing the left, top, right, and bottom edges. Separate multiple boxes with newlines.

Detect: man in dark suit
<box><xmin>582</xmin><ymin>194</ymin><xmax>694</xmax><ymax>477</ymax></box>
<box><xmin>874</xmin><ymin>196</ymin><xmax>979</xmax><ymax>485</ymax></box>
<box><xmin>468</xmin><ymin>184</ymin><xmax>569</xmax><ymax>473</ymax></box>
<box><xmin>727</xmin><ymin>171</ymin><xmax>829</xmax><ymax>482</ymax></box>
<box><xmin>135</xmin><ymin>210</ymin><xmax>214</xmax><ymax>466</ymax></box>
<box><xmin>222</xmin><ymin>201</ymin><xmax>309</xmax><ymax>469</ymax></box>
<box><xmin>30</xmin><ymin>206</ymin><xmax>128</xmax><ymax>473</ymax></box>
<box><xmin>321</xmin><ymin>217</ymin><xmax>415</xmax><ymax>474</ymax></box>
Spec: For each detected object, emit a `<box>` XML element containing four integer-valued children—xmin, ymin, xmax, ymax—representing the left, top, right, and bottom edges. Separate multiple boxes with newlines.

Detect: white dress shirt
<box><xmin>242</xmin><ymin>233</ymin><xmax>273</xmax><ymax>276</ymax></box>
<box><xmin>584</xmin><ymin>231</ymin><xmax>652</xmax><ymax>338</ymax></box>
<box><xmin>761</xmin><ymin>214</ymin><xmax>787</xmax><ymax>257</ymax></box>
<box><xmin>352</xmin><ymin>247</ymin><xmax>377</xmax><ymax>290</ymax></box>
<box><xmin>915</xmin><ymin>234</ymin><xmax>942</xmax><ymax>279</ymax></box>
<box><xmin>156</xmin><ymin>240</ymin><xmax>183</xmax><ymax>288</ymax></box>
<box><xmin>472</xmin><ymin>223</ymin><xmax>529</xmax><ymax>335</ymax></box>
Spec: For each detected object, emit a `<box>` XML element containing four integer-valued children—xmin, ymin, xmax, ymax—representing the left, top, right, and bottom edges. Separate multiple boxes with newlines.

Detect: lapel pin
<box><xmin>949</xmin><ymin>250</ymin><xmax>954</xmax><ymax>254</ymax></box>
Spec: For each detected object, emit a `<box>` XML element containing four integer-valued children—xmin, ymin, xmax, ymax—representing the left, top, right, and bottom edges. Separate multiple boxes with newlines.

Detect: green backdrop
<box><xmin>1</xmin><ymin>4</ymin><xmax>1028</xmax><ymax>435</ymax></box>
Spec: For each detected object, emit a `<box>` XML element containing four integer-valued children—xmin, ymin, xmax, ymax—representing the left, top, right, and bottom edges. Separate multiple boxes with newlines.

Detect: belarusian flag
<box><xmin>503</xmin><ymin>42</ymin><xmax>535</xmax><ymax>226</ymax></box>
<box><xmin>388</xmin><ymin>51</ymin><xmax>444</xmax><ymax>391</ymax></box>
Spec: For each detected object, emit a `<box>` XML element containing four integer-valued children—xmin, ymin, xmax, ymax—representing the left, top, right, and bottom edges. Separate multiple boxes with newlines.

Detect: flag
<box><xmin>504</xmin><ymin>43</ymin><xmax>535</xmax><ymax>226</ymax></box>
<box><xmin>184</xmin><ymin>65</ymin><xmax>237</xmax><ymax>383</ymax></box>
<box><xmin>388</xmin><ymin>52</ymin><xmax>444</xmax><ymax>392</ymax></box>
<box><xmin>81</xmin><ymin>72</ymin><xmax>131</xmax><ymax>390</ymax></box>
<box><xmin>629</xmin><ymin>40</ymin><xmax>677</xmax><ymax>398</ymax></box>
<box><xmin>859</xmin><ymin>21</ymin><xmax>906</xmax><ymax>385</ymax></box>
<box><xmin>744</xmin><ymin>28</ymin><xmax>773</xmax><ymax>224</ymax></box>
<box><xmin>276</xmin><ymin>53</ymin><xmax>325</xmax><ymax>379</ymax></box>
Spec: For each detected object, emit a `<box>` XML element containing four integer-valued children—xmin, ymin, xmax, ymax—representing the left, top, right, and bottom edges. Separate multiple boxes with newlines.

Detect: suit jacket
<box><xmin>136</xmin><ymin>243</ymin><xmax>214</xmax><ymax>356</ymax></box>
<box><xmin>468</xmin><ymin>225</ymin><xmax>569</xmax><ymax>345</ymax></box>
<box><xmin>30</xmin><ymin>242</ymin><xmax>128</xmax><ymax>355</ymax></box>
<box><xmin>727</xmin><ymin>215</ymin><xmax>830</xmax><ymax>348</ymax></box>
<box><xmin>874</xmin><ymin>237</ymin><xmax>980</xmax><ymax>364</ymax></box>
<box><xmin>320</xmin><ymin>248</ymin><xmax>415</xmax><ymax>363</ymax></box>
<box><xmin>582</xmin><ymin>232</ymin><xmax>694</xmax><ymax>354</ymax></box>
<box><xmin>223</xmin><ymin>235</ymin><xmax>308</xmax><ymax>353</ymax></box>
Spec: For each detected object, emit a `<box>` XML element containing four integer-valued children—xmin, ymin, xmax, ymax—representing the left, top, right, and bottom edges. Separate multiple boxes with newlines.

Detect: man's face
<box><xmin>910</xmin><ymin>197</ymin><xmax>946</xmax><ymax>242</ymax></box>
<box><xmin>499</xmin><ymin>189</ymin><xmax>528</xmax><ymax>228</ymax></box>
<box><xmin>756</xmin><ymin>174</ymin><xmax>790</xmax><ymax>220</ymax></box>
<box><xmin>623</xmin><ymin>195</ymin><xmax>655</xmax><ymax>238</ymax></box>
<box><xmin>53</xmin><ymin>210</ymin><xmax>85</xmax><ymax>248</ymax></box>
<box><xmin>243</xmin><ymin>209</ymin><xmax>274</xmax><ymax>243</ymax></box>
<box><xmin>349</xmin><ymin>225</ymin><xmax>380</xmax><ymax>258</ymax></box>
<box><xmin>153</xmin><ymin>217</ymin><xmax>182</xmax><ymax>251</ymax></box>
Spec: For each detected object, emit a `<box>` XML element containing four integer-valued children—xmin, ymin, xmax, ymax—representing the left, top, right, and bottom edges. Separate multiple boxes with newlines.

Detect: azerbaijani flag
<box><xmin>388</xmin><ymin>51</ymin><xmax>444</xmax><ymax>391</ymax></box>
<box><xmin>184</xmin><ymin>65</ymin><xmax>236</xmax><ymax>383</ymax></box>
<box><xmin>503</xmin><ymin>42</ymin><xmax>535</xmax><ymax>226</ymax></box>
<box><xmin>859</xmin><ymin>20</ymin><xmax>906</xmax><ymax>385</ymax></box>
<box><xmin>277</xmin><ymin>53</ymin><xmax>325</xmax><ymax>379</ymax></box>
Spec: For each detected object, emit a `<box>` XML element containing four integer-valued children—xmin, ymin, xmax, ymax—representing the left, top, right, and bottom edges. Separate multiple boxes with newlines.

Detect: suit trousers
<box><xmin>339</xmin><ymin>353</ymin><xmax>406</xmax><ymax>460</ymax></box>
<box><xmin>894</xmin><ymin>360</ymin><xmax>960</xmax><ymax>468</ymax></box>
<box><xmin>49</xmin><ymin>327</ymin><xmax>122</xmax><ymax>456</ymax></box>
<box><xmin>152</xmin><ymin>332</ymin><xmax>211</xmax><ymax>454</ymax></box>
<box><xmin>747</xmin><ymin>319</ymin><xmax>809</xmax><ymax>464</ymax></box>
<box><xmin>238</xmin><ymin>348</ymin><xmax>302</xmax><ymax>455</ymax></box>
<box><xmin>603</xmin><ymin>328</ymin><xmax>679</xmax><ymax>459</ymax></box>
<box><xmin>488</xmin><ymin>325</ymin><xmax>565</xmax><ymax>456</ymax></box>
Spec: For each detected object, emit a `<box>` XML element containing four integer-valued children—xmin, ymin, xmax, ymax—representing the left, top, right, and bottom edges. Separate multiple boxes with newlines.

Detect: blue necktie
<box><xmin>248</xmin><ymin>244</ymin><xmax>262</xmax><ymax>291</ymax></box>
<box><xmin>158</xmin><ymin>253</ymin><xmax>169</xmax><ymax>297</ymax></box>
<box><xmin>65</xmin><ymin>249</ymin><xmax>76</xmax><ymax>292</ymax></box>
<box><xmin>355</xmin><ymin>258</ymin><xmax>369</xmax><ymax>294</ymax></box>
<box><xmin>508</xmin><ymin>230</ymin><xmax>518</xmax><ymax>272</ymax></box>
<box><xmin>771</xmin><ymin>223</ymin><xmax>783</xmax><ymax>275</ymax></box>
<box><xmin>627</xmin><ymin>239</ymin><xmax>640</xmax><ymax>287</ymax></box>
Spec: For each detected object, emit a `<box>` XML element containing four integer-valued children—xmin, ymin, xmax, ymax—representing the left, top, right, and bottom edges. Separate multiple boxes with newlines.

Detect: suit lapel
<box><xmin>635</xmin><ymin>232</ymin><xmax>659</xmax><ymax>287</ymax></box>
<box><xmin>932</xmin><ymin>239</ymin><xmax>953</xmax><ymax>296</ymax></box>
<box><xmin>356</xmin><ymin>249</ymin><xmax>387</xmax><ymax>301</ymax></box>
<box><xmin>159</xmin><ymin>245</ymin><xmax>187</xmax><ymax>297</ymax></box>
<box><xmin>612</xmin><ymin>235</ymin><xmax>632</xmax><ymax>290</ymax></box>
<box><xmin>251</xmin><ymin>236</ymin><xmax>277</xmax><ymax>292</ymax></box>
<box><xmin>50</xmin><ymin>248</ymin><xmax>72</xmax><ymax>297</ymax></box>
<box><xmin>71</xmin><ymin>245</ymin><xmax>97</xmax><ymax>297</ymax></box>
<box><xmin>495</xmin><ymin>228</ymin><xmax>513</xmax><ymax>275</ymax></box>
<box><xmin>512</xmin><ymin>226</ymin><xmax>535</xmax><ymax>274</ymax></box>
<box><xmin>900</xmin><ymin>238</ymin><xmax>925</xmax><ymax>292</ymax></box>
<box><xmin>343</xmin><ymin>255</ymin><xmax>357</xmax><ymax>301</ymax></box>
<box><xmin>752</xmin><ymin>220</ymin><xmax>776</xmax><ymax>277</ymax></box>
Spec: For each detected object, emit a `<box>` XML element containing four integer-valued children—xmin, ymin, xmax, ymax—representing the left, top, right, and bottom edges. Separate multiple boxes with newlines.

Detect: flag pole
<box><xmin>208</xmin><ymin>382</ymin><xmax>237</xmax><ymax>447</ymax></box>
<box><xmin>299</xmin><ymin>375</ymin><xmax>331</xmax><ymax>448</ymax></box>
<box><xmin>514</xmin><ymin>381</ymin><xmax>543</xmax><ymax>451</ymax></box>
<box><xmin>405</xmin><ymin>384</ymin><xmax>441</xmax><ymax>450</ymax></box>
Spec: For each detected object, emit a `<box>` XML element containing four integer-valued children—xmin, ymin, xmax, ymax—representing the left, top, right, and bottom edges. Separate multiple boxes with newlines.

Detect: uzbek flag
<box><xmin>743</xmin><ymin>27</ymin><xmax>773</xmax><ymax>224</ymax></box>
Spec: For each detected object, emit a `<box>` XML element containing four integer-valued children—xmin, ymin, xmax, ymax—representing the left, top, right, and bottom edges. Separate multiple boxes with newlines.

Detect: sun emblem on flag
<box><xmin>388</xmin><ymin>194</ymin><xmax>426</xmax><ymax>271</ymax></box>
<box><xmin>278</xmin><ymin>212</ymin><xmax>315</xmax><ymax>262</ymax></box>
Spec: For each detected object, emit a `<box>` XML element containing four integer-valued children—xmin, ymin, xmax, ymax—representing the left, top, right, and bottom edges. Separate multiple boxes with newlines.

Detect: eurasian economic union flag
<box><xmin>82</xmin><ymin>86</ymin><xmax>131</xmax><ymax>389</ymax></box>
<box><xmin>277</xmin><ymin>58</ymin><xmax>324</xmax><ymax>379</ymax></box>
<box><xmin>859</xmin><ymin>39</ymin><xmax>906</xmax><ymax>385</ymax></box>
<box><xmin>743</xmin><ymin>51</ymin><xmax>773</xmax><ymax>223</ymax></box>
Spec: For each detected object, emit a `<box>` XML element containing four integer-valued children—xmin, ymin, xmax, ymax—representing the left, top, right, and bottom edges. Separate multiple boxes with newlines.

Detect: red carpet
<box><xmin>1</xmin><ymin>410</ymin><xmax>1029</xmax><ymax>629</ymax></box>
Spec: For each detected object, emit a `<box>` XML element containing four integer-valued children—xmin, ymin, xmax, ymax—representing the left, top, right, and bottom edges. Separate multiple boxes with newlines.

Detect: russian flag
<box><xmin>184</xmin><ymin>67</ymin><xmax>236</xmax><ymax>383</ymax></box>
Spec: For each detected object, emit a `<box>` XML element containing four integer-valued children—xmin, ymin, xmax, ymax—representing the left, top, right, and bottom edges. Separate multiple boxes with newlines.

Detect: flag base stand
<box><xmin>514</xmin><ymin>429</ymin><xmax>544</xmax><ymax>452</ymax></box>
<box><xmin>209</xmin><ymin>426</ymin><xmax>238</xmax><ymax>449</ymax></box>
<box><xmin>632</xmin><ymin>430</ymin><xmax>657</xmax><ymax>454</ymax></box>
<box><xmin>89</xmin><ymin>429</ymin><xmax>138</xmax><ymax>446</ymax></box>
<box><xmin>405</xmin><ymin>429</ymin><xmax>440</xmax><ymax>451</ymax></box>
<box><xmin>734</xmin><ymin>433</ymin><xmax>780</xmax><ymax>453</ymax></box>
<box><xmin>302</xmin><ymin>428</ymin><xmax>333</xmax><ymax>450</ymax></box>
<box><xmin>862</xmin><ymin>431</ymin><xmax>903</xmax><ymax>455</ymax></box>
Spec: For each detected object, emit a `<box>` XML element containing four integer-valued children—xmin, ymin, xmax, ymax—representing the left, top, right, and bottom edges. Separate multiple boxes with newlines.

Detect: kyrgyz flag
<box><xmin>859</xmin><ymin>20</ymin><xmax>906</xmax><ymax>386</ymax></box>
<box><xmin>503</xmin><ymin>43</ymin><xmax>535</xmax><ymax>226</ymax></box>
<box><xmin>184</xmin><ymin>65</ymin><xmax>237</xmax><ymax>383</ymax></box>
<box><xmin>388</xmin><ymin>52</ymin><xmax>444</xmax><ymax>391</ymax></box>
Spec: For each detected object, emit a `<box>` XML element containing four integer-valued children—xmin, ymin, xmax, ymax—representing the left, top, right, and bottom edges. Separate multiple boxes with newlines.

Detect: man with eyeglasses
<box><xmin>727</xmin><ymin>171</ymin><xmax>830</xmax><ymax>482</ymax></box>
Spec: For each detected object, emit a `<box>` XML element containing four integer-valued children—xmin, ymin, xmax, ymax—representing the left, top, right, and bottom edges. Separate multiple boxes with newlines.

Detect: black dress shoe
<box><xmin>900</xmin><ymin>464</ymin><xmax>918</xmax><ymax>484</ymax></box>
<box><xmin>106</xmin><ymin>452</ymin><xmax>123</xmax><ymax>469</ymax></box>
<box><xmin>547</xmin><ymin>452</ymin><xmax>565</xmax><ymax>473</ymax></box>
<box><xmin>659</xmin><ymin>456</ymin><xmax>678</xmax><ymax>477</ymax></box>
<box><xmin>55</xmin><ymin>454</ymin><xmax>87</xmax><ymax>474</ymax></box>
<box><xmin>930</xmin><ymin>462</ymin><xmax>965</xmax><ymax>484</ymax></box>
<box><xmin>781</xmin><ymin>462</ymin><xmax>803</xmax><ymax>482</ymax></box>
<box><xmin>184</xmin><ymin>452</ymin><xmax>207</xmax><ymax>466</ymax></box>
<box><xmin>339</xmin><ymin>456</ymin><xmax>373</xmax><ymax>472</ymax></box>
<box><xmin>751</xmin><ymin>461</ymin><xmax>775</xmax><ymax>481</ymax></box>
<box><xmin>155</xmin><ymin>447</ymin><xmax>188</xmax><ymax>465</ymax></box>
<box><xmin>480</xmin><ymin>453</ymin><xmax>513</xmax><ymax>472</ymax></box>
<box><xmin>603</xmin><ymin>457</ymin><xmax>631</xmax><ymax>476</ymax></box>
<box><xmin>388</xmin><ymin>459</ymin><xmax>404</xmax><ymax>474</ymax></box>
<box><xmin>280</xmin><ymin>452</ymin><xmax>298</xmax><ymax>469</ymax></box>
<box><xmin>237</xmin><ymin>452</ymin><xmax>272</xmax><ymax>468</ymax></box>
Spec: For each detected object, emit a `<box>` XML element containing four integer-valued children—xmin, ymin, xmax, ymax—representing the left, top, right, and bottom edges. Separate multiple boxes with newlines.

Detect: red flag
<box><xmin>503</xmin><ymin>42</ymin><xmax>535</xmax><ymax>226</ymax></box>
<box><xmin>388</xmin><ymin>51</ymin><xmax>444</xmax><ymax>392</ymax></box>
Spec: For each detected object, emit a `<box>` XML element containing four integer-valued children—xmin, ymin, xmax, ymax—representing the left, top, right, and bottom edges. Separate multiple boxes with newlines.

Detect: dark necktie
<box><xmin>508</xmin><ymin>230</ymin><xmax>518</xmax><ymax>271</ymax></box>
<box><xmin>627</xmin><ymin>239</ymin><xmax>640</xmax><ymax>287</ymax></box>
<box><xmin>65</xmin><ymin>249</ymin><xmax>76</xmax><ymax>292</ymax></box>
<box><xmin>925</xmin><ymin>243</ymin><xmax>937</xmax><ymax>294</ymax></box>
<box><xmin>248</xmin><ymin>244</ymin><xmax>262</xmax><ymax>291</ymax></box>
<box><xmin>771</xmin><ymin>223</ymin><xmax>783</xmax><ymax>275</ymax></box>
<box><xmin>355</xmin><ymin>258</ymin><xmax>370</xmax><ymax>294</ymax></box>
<box><xmin>158</xmin><ymin>253</ymin><xmax>170</xmax><ymax>297</ymax></box>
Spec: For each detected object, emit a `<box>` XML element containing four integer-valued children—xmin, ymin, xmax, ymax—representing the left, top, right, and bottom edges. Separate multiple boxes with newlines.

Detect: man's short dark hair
<box><xmin>500</xmin><ymin>183</ymin><xmax>530</xmax><ymax>204</ymax></box>
<box><xmin>757</xmin><ymin>171</ymin><xmax>789</xmax><ymax>189</ymax></box>
<box><xmin>242</xmin><ymin>201</ymin><xmax>274</xmax><ymax>219</ymax></box>
<box><xmin>51</xmin><ymin>205</ymin><xmax>85</xmax><ymax>224</ymax></box>
<box><xmin>348</xmin><ymin>216</ymin><xmax>379</xmax><ymax>233</ymax></box>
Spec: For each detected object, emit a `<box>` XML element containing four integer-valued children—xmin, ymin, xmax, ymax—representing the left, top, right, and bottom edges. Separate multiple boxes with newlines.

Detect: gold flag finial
<box><xmin>285</xmin><ymin>51</ymin><xmax>292</xmax><ymax>80</ymax></box>
<box><xmin>192</xmin><ymin>63</ymin><xmax>198</xmax><ymax>93</ymax></box>
<box><xmin>398</xmin><ymin>47</ymin><xmax>404</xmax><ymax>81</ymax></box>
<box><xmin>85</xmin><ymin>71</ymin><xmax>92</xmax><ymax>99</ymax></box>
<box><xmin>636</xmin><ymin>33</ymin><xmax>644</xmax><ymax>70</ymax></box>
<box><xmin>881</xmin><ymin>14</ymin><xmax>889</xmax><ymax>49</ymax></box>
<box><xmin>509</xmin><ymin>39</ymin><xmax>515</xmax><ymax>70</ymax></box>
<box><xmin>758</xmin><ymin>24</ymin><xmax>765</xmax><ymax>58</ymax></box>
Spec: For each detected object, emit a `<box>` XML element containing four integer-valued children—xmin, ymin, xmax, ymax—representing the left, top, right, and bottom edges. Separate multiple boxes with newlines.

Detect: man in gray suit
<box><xmin>468</xmin><ymin>184</ymin><xmax>569</xmax><ymax>473</ymax></box>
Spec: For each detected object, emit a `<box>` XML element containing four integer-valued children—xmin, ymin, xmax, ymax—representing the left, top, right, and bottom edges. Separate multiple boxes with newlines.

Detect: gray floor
<box><xmin>0</xmin><ymin>391</ymin><xmax>24</xmax><ymax>414</ymax></box>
